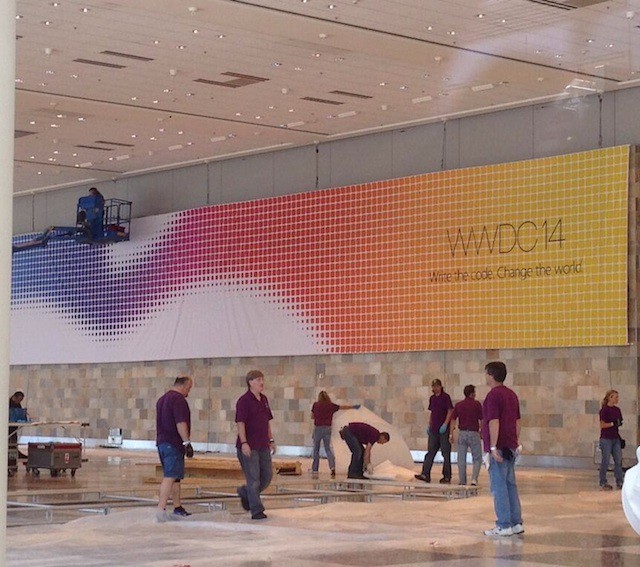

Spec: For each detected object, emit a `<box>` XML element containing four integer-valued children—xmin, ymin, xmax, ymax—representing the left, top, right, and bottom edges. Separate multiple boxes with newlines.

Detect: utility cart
<box><xmin>26</xmin><ymin>442</ymin><xmax>82</xmax><ymax>477</ymax></box>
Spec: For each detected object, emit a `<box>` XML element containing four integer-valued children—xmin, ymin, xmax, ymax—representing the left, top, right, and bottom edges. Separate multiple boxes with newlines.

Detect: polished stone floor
<box><xmin>6</xmin><ymin>447</ymin><xmax>639</xmax><ymax>566</ymax></box>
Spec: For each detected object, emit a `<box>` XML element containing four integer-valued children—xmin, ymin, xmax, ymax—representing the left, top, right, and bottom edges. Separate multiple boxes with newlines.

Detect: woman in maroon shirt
<box><xmin>599</xmin><ymin>389</ymin><xmax>624</xmax><ymax>490</ymax></box>
<box><xmin>311</xmin><ymin>391</ymin><xmax>359</xmax><ymax>477</ymax></box>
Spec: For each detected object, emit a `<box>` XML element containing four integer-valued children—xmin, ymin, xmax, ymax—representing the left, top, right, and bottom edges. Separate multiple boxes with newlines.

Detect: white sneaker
<box><xmin>470</xmin><ymin>480</ymin><xmax>478</xmax><ymax>486</ymax></box>
<box><xmin>512</xmin><ymin>523</ymin><xmax>524</xmax><ymax>535</ymax></box>
<box><xmin>484</xmin><ymin>526</ymin><xmax>513</xmax><ymax>537</ymax></box>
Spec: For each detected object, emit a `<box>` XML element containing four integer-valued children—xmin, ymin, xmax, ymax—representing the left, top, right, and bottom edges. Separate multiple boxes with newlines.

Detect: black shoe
<box><xmin>439</xmin><ymin>477</ymin><xmax>451</xmax><ymax>484</ymax></box>
<box><xmin>414</xmin><ymin>474</ymin><xmax>430</xmax><ymax>483</ymax></box>
<box><xmin>172</xmin><ymin>506</ymin><xmax>191</xmax><ymax>517</ymax></box>
<box><xmin>236</xmin><ymin>488</ymin><xmax>250</xmax><ymax>511</ymax></box>
<box><xmin>330</xmin><ymin>469</ymin><xmax>336</xmax><ymax>478</ymax></box>
<box><xmin>251</xmin><ymin>511</ymin><xmax>267</xmax><ymax>520</ymax></box>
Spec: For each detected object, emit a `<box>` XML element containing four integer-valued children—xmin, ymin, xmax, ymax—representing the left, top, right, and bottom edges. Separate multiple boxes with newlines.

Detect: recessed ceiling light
<box><xmin>81</xmin><ymin>7</ymin><xmax>90</xmax><ymax>13</ymax></box>
<box><xmin>70</xmin><ymin>74</ymin><xmax>78</xmax><ymax>79</ymax></box>
<box><xmin>16</xmin><ymin>15</ymin><xmax>23</xmax><ymax>19</ymax></box>
<box><xmin>426</xmin><ymin>26</ymin><xmax>433</xmax><ymax>31</ymax></box>
<box><xmin>587</xmin><ymin>38</ymin><xmax>595</xmax><ymax>43</ymax></box>
<box><xmin>29</xmin><ymin>156</ymin><xmax>35</xmax><ymax>159</ymax></box>
<box><xmin>51</xmin><ymin>2</ymin><xmax>60</xmax><ymax>6</ymax></box>
<box><xmin>72</xmin><ymin>153</ymin><xmax>77</xmax><ymax>157</ymax></box>
<box><xmin>500</xmin><ymin>19</ymin><xmax>506</xmax><ymax>23</ymax></box>
<box><xmin>328</xmin><ymin>4</ymin><xmax>336</xmax><ymax>8</ymax></box>
<box><xmin>29</xmin><ymin>121</ymin><xmax>35</xmax><ymax>125</ymax></box>
<box><xmin>50</xmin><ymin>123</ymin><xmax>59</xmax><ymax>128</ymax></box>
<box><xmin>255</xmin><ymin>115</ymin><xmax>262</xmax><ymax>119</ymax></box>
<box><xmin>186</xmin><ymin>92</ymin><xmax>194</xmax><ymax>96</ymax></box>
<box><xmin>313</xmin><ymin>52</ymin><xmax>321</xmax><ymax>57</ymax></box>
<box><xmin>447</xmin><ymin>31</ymin><xmax>456</xmax><ymax>36</ymax></box>
<box><xmin>227</xmin><ymin>133</ymin><xmax>236</xmax><ymax>138</ymax></box>
<box><xmin>56</xmin><ymin>113</ymin><xmax>64</xmax><ymax>118</ymax></box>
<box><xmin>607</xmin><ymin>43</ymin><xmax>614</xmax><ymax>48</ymax></box>
<box><xmin>15</xmin><ymin>78</ymin><xmax>23</xmax><ymax>84</ymax></box>
<box><xmin>379</xmin><ymin>82</ymin><xmax>386</xmax><ymax>86</ymax></box>
<box><xmin>131</xmin><ymin>96</ymin><xmax>137</xmax><ymax>101</ymax></box>
<box><xmin>235</xmin><ymin>112</ymin><xmax>242</xmax><ymax>116</ymax></box>
<box><xmin>42</xmin><ymin>21</ymin><xmax>52</xmax><ymax>26</ymax></box>
<box><xmin>400</xmin><ymin>85</ymin><xmax>408</xmax><ymax>90</ymax></box>
<box><xmin>150</xmin><ymin>136</ymin><xmax>157</xmax><ymax>141</ymax></box>
<box><xmin>159</xmin><ymin>128</ymin><xmax>165</xmax><ymax>132</ymax></box>
<box><xmin>153</xmin><ymin>40</ymin><xmax>160</xmax><ymax>45</ymax></box>
<box><xmin>288</xmin><ymin>108</ymin><xmax>295</xmax><ymax>112</ymax></box>
<box><xmin>152</xmin><ymin>100</ymin><xmax>159</xmax><ymax>104</ymax></box>
<box><xmin>78</xmin><ymin>117</ymin><xmax>85</xmax><ymax>121</ymax></box>
<box><xmin>294</xmin><ymin>66</ymin><xmax>303</xmax><ymax>71</ymax></box>
<box><xmin>178</xmin><ymin>131</ymin><xmax>183</xmax><ymax>135</ymax></box>
<box><xmin>272</xmin><ymin>62</ymin><xmax>282</xmax><ymax>67</ymax></box>
<box><xmin>37</xmin><ymin>172</ymin><xmax>42</xmax><ymax>175</ymax></box>
<box><xmin>319</xmin><ymin>33</ymin><xmax>328</xmax><ymax>39</ymax></box>
<box><xmin>163</xmin><ymin>88</ymin><xmax>171</xmax><ymax>93</ymax></box>
<box><xmin>476</xmin><ymin>13</ymin><xmax>484</xmax><ymax>18</ymax></box>
<box><xmin>535</xmin><ymin>50</ymin><xmax>542</xmax><ymax>54</ymax></box>
<box><xmin>192</xmin><ymin>29</ymin><xmax>199</xmax><ymax>34</ymax></box>
<box><xmin>555</xmin><ymin>54</ymin><xmax>562</xmax><ymax>58</ymax></box>
<box><xmin>268</xmin><ymin>105</ymin><xmax>276</xmax><ymax>110</ymax></box>
<box><xmin>217</xmin><ymin>34</ymin><xmax>225</xmax><ymax>39</ymax></box>
<box><xmin>177</xmin><ymin>45</ymin><xmax>186</xmax><ymax>50</ymax></box>
<box><xmin>335</xmin><ymin>57</ymin><xmax>344</xmax><ymax>62</ymax></box>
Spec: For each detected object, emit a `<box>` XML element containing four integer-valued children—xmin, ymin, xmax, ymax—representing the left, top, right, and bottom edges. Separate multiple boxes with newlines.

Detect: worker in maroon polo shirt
<box><xmin>340</xmin><ymin>422</ymin><xmax>390</xmax><ymax>479</ymax></box>
<box><xmin>235</xmin><ymin>370</ymin><xmax>276</xmax><ymax>520</ymax></box>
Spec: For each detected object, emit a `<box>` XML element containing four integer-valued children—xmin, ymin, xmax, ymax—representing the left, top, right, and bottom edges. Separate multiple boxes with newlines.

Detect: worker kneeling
<box><xmin>340</xmin><ymin>422</ymin><xmax>390</xmax><ymax>479</ymax></box>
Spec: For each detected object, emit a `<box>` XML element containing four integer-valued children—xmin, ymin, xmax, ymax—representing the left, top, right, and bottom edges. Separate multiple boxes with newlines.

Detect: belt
<box><xmin>459</xmin><ymin>429</ymin><xmax>478</xmax><ymax>432</ymax></box>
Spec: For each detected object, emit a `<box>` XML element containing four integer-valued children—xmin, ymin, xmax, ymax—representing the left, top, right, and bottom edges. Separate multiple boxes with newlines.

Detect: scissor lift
<box><xmin>12</xmin><ymin>195</ymin><xmax>132</xmax><ymax>253</ymax></box>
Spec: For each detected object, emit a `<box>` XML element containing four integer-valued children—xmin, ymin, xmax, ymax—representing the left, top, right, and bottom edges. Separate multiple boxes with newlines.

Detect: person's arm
<box><xmin>268</xmin><ymin>423</ymin><xmax>276</xmax><ymax>453</ymax></box>
<box><xmin>600</xmin><ymin>419</ymin><xmax>617</xmax><ymax>429</ymax></box>
<box><xmin>177</xmin><ymin>422</ymin><xmax>190</xmax><ymax>444</ymax></box>
<box><xmin>449</xmin><ymin>417</ymin><xmax>456</xmax><ymax>442</ymax></box>
<box><xmin>363</xmin><ymin>442</ymin><xmax>373</xmax><ymax>465</ymax></box>
<box><xmin>443</xmin><ymin>408</ymin><xmax>454</xmax><ymax>427</ymax></box>
<box><xmin>488</xmin><ymin>418</ymin><xmax>503</xmax><ymax>463</ymax></box>
<box><xmin>237</xmin><ymin>422</ymin><xmax>251</xmax><ymax>457</ymax></box>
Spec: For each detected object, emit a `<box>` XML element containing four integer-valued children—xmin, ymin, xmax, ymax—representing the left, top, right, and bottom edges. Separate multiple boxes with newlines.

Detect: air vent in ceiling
<box><xmin>15</xmin><ymin>130</ymin><xmax>35</xmax><ymax>139</ymax></box>
<box><xmin>194</xmin><ymin>72</ymin><xmax>269</xmax><ymax>88</ymax></box>
<box><xmin>330</xmin><ymin>90</ymin><xmax>373</xmax><ymax>99</ymax></box>
<box><xmin>73</xmin><ymin>58</ymin><xmax>126</xmax><ymax>69</ymax></box>
<box><xmin>301</xmin><ymin>96</ymin><xmax>344</xmax><ymax>105</ymax></box>
<box><xmin>525</xmin><ymin>0</ymin><xmax>607</xmax><ymax>9</ymax></box>
<box><xmin>95</xmin><ymin>140</ymin><xmax>135</xmax><ymax>147</ymax></box>
<box><xmin>100</xmin><ymin>50</ymin><xmax>154</xmax><ymax>62</ymax></box>
<box><xmin>75</xmin><ymin>145</ymin><xmax>114</xmax><ymax>151</ymax></box>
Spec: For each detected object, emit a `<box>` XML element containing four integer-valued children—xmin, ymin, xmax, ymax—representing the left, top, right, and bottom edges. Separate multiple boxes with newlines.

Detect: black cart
<box><xmin>26</xmin><ymin>442</ymin><xmax>82</xmax><ymax>477</ymax></box>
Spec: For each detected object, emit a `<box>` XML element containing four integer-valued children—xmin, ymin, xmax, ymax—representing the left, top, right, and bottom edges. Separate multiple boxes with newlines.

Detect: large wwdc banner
<box><xmin>11</xmin><ymin>146</ymin><xmax>629</xmax><ymax>364</ymax></box>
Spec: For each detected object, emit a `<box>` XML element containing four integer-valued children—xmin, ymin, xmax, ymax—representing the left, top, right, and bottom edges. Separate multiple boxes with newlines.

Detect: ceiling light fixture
<box><xmin>337</xmin><ymin>111</ymin><xmax>357</xmax><ymax>118</ymax></box>
<box><xmin>411</xmin><ymin>95</ymin><xmax>432</xmax><ymax>104</ymax></box>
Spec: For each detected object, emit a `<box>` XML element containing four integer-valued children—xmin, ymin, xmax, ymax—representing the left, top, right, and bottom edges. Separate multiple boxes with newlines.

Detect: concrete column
<box><xmin>0</xmin><ymin>0</ymin><xmax>17</xmax><ymax>560</ymax></box>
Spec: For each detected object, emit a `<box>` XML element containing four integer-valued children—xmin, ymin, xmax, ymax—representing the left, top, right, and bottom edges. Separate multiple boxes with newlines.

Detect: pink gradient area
<box><xmin>155</xmin><ymin>180</ymin><xmax>433</xmax><ymax>353</ymax></box>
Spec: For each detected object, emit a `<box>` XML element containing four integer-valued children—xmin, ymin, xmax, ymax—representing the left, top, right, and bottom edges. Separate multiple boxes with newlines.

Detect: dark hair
<box><xmin>174</xmin><ymin>376</ymin><xmax>191</xmax><ymax>386</ymax></box>
<box><xmin>246</xmin><ymin>370</ymin><xmax>264</xmax><ymax>387</ymax></box>
<box><xmin>485</xmin><ymin>361</ymin><xmax>507</xmax><ymax>383</ymax></box>
<box><xmin>463</xmin><ymin>384</ymin><xmax>475</xmax><ymax>398</ymax></box>
<box><xmin>11</xmin><ymin>391</ymin><xmax>24</xmax><ymax>400</ymax></box>
<box><xmin>379</xmin><ymin>432</ymin><xmax>390</xmax><ymax>442</ymax></box>
<box><xmin>431</xmin><ymin>378</ymin><xmax>443</xmax><ymax>387</ymax></box>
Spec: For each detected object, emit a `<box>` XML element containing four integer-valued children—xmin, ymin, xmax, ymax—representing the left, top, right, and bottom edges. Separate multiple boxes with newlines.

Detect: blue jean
<box><xmin>341</xmin><ymin>427</ymin><xmax>365</xmax><ymax>477</ymax></box>
<box><xmin>421</xmin><ymin>429</ymin><xmax>451</xmax><ymax>480</ymax></box>
<box><xmin>157</xmin><ymin>443</ymin><xmax>185</xmax><ymax>479</ymax></box>
<box><xmin>488</xmin><ymin>451</ymin><xmax>522</xmax><ymax>529</ymax></box>
<box><xmin>599</xmin><ymin>438</ymin><xmax>623</xmax><ymax>486</ymax></box>
<box><xmin>237</xmin><ymin>448</ymin><xmax>273</xmax><ymax>515</ymax></box>
<box><xmin>312</xmin><ymin>426</ymin><xmax>335</xmax><ymax>472</ymax></box>
<box><xmin>457</xmin><ymin>430</ymin><xmax>482</xmax><ymax>485</ymax></box>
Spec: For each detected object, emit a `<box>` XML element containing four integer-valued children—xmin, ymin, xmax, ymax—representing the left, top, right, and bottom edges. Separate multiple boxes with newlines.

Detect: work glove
<box><xmin>482</xmin><ymin>452</ymin><xmax>491</xmax><ymax>470</ymax></box>
<box><xmin>613</xmin><ymin>418</ymin><xmax>623</xmax><ymax>427</ymax></box>
<box><xmin>439</xmin><ymin>424</ymin><xmax>447</xmax><ymax>435</ymax></box>
<box><xmin>185</xmin><ymin>442</ymin><xmax>194</xmax><ymax>458</ymax></box>
<box><xmin>353</xmin><ymin>404</ymin><xmax>361</xmax><ymax>409</ymax></box>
